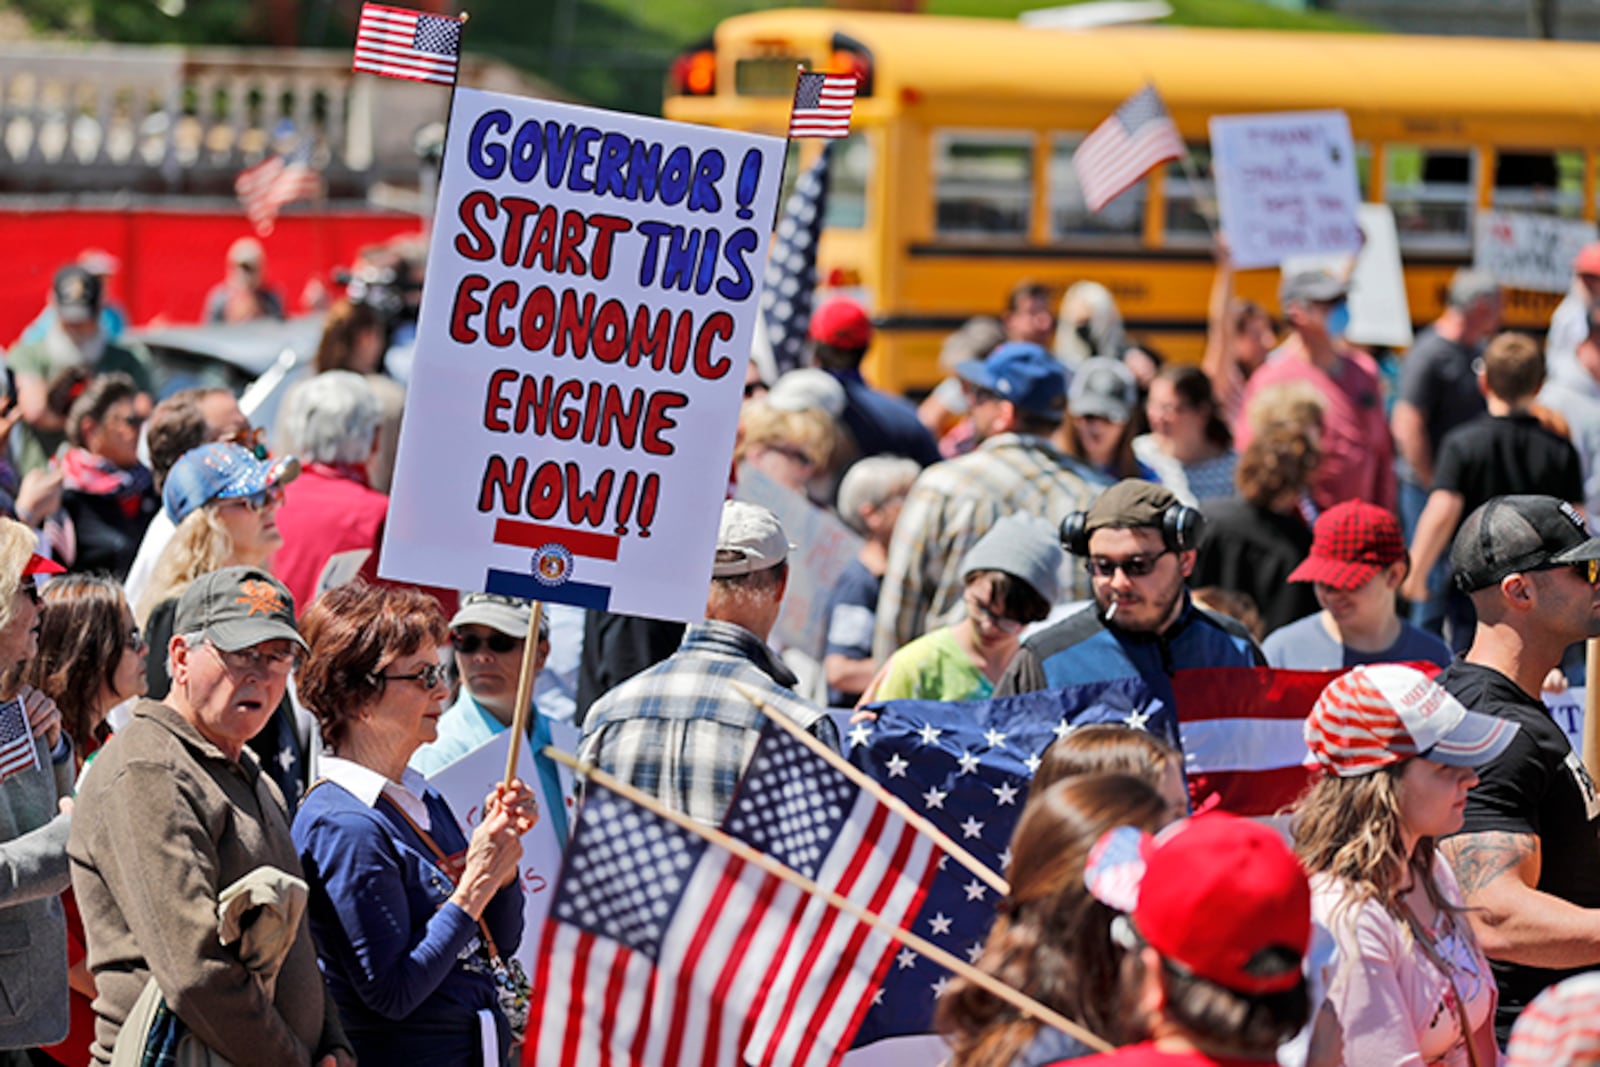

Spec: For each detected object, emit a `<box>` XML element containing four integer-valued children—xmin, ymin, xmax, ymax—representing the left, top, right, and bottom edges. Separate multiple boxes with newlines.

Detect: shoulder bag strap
<box><xmin>376</xmin><ymin>792</ymin><xmax>503</xmax><ymax>960</ymax></box>
<box><xmin>1401</xmin><ymin>903</ymin><xmax>1483</xmax><ymax>1067</ymax></box>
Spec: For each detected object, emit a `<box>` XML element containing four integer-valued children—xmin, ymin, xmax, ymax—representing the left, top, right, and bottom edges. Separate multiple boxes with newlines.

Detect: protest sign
<box><xmin>1283</xmin><ymin>203</ymin><xmax>1413</xmax><ymax>348</ymax></box>
<box><xmin>1210</xmin><ymin>110</ymin><xmax>1362</xmax><ymax>270</ymax></box>
<box><xmin>736</xmin><ymin>463</ymin><xmax>864</xmax><ymax>658</ymax></box>
<box><xmin>380</xmin><ymin>89</ymin><xmax>786</xmax><ymax>623</ymax></box>
<box><xmin>425</xmin><ymin>721</ymin><xmax>579</xmax><ymax>976</ymax></box>
<box><xmin>1546</xmin><ymin>686</ymin><xmax>1586</xmax><ymax>754</ymax></box>
<box><xmin>1475</xmin><ymin>210</ymin><xmax>1598</xmax><ymax>294</ymax></box>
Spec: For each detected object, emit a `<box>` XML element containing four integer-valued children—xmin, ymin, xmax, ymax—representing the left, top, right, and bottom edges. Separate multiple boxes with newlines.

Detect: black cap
<box><xmin>52</xmin><ymin>265</ymin><xmax>102</xmax><ymax>325</ymax></box>
<box><xmin>1451</xmin><ymin>495</ymin><xmax>1600</xmax><ymax>593</ymax></box>
<box><xmin>174</xmin><ymin>566</ymin><xmax>306</xmax><ymax>651</ymax></box>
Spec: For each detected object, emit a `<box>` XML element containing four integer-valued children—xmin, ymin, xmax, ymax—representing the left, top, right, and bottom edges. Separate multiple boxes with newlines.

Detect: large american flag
<box><xmin>233</xmin><ymin>149</ymin><xmax>323</xmax><ymax>237</ymax></box>
<box><xmin>760</xmin><ymin>143</ymin><xmax>832</xmax><ymax>376</ymax></box>
<box><xmin>1072</xmin><ymin>85</ymin><xmax>1186</xmax><ymax>213</ymax></box>
<box><xmin>526</xmin><ymin>722</ymin><xmax>939</xmax><ymax>1066</ymax></box>
<box><xmin>0</xmin><ymin>699</ymin><xmax>39</xmax><ymax>784</ymax></box>
<box><xmin>788</xmin><ymin>73</ymin><xmax>858</xmax><ymax>140</ymax></box>
<box><xmin>352</xmin><ymin>2</ymin><xmax>463</xmax><ymax>87</ymax></box>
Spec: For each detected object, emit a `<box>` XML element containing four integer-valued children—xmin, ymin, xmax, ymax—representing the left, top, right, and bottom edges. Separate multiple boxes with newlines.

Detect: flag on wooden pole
<box><xmin>352</xmin><ymin>2</ymin><xmax>463</xmax><ymax>86</ymax></box>
<box><xmin>1072</xmin><ymin>84</ymin><xmax>1185</xmax><ymax>212</ymax></box>
<box><xmin>787</xmin><ymin>72</ymin><xmax>858</xmax><ymax>139</ymax></box>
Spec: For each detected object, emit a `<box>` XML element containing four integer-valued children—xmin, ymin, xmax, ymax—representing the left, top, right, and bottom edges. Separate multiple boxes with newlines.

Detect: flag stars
<box><xmin>922</xmin><ymin>786</ymin><xmax>948</xmax><ymax>810</ymax></box>
<box><xmin>872</xmin><ymin>988</ymin><xmax>885</xmax><ymax>1006</ymax></box>
<box><xmin>992</xmin><ymin>781</ymin><xmax>1019</xmax><ymax>807</ymax></box>
<box><xmin>960</xmin><ymin>815</ymin><xmax>985</xmax><ymax>840</ymax></box>
<box><xmin>897</xmin><ymin>947</ymin><xmax>918</xmax><ymax>970</ymax></box>
<box><xmin>999</xmin><ymin>847</ymin><xmax>1012</xmax><ymax>869</ymax></box>
<box><xmin>928</xmin><ymin>912</ymin><xmax>953</xmax><ymax>936</ymax></box>
<box><xmin>963</xmin><ymin>879</ymin><xmax>987</xmax><ymax>902</ymax></box>
<box><xmin>931</xmin><ymin>976</ymin><xmax>950</xmax><ymax>999</ymax></box>
<box><xmin>983</xmin><ymin>727</ymin><xmax>1007</xmax><ymax>749</ymax></box>
<box><xmin>1053</xmin><ymin>719</ymin><xmax>1075</xmax><ymax>740</ymax></box>
<box><xmin>885</xmin><ymin>754</ymin><xmax>909</xmax><ymax>778</ymax></box>
<box><xmin>848</xmin><ymin>723</ymin><xmax>872</xmax><ymax>749</ymax></box>
<box><xmin>1024</xmin><ymin>752</ymin><xmax>1042</xmax><ymax>775</ymax></box>
<box><xmin>957</xmin><ymin>750</ymin><xmax>981</xmax><ymax>776</ymax></box>
<box><xmin>1122</xmin><ymin>707</ymin><xmax>1152</xmax><ymax>731</ymax></box>
<box><xmin>965</xmin><ymin>941</ymin><xmax>986</xmax><ymax>964</ymax></box>
<box><xmin>918</xmin><ymin>723</ymin><xmax>943</xmax><ymax>746</ymax></box>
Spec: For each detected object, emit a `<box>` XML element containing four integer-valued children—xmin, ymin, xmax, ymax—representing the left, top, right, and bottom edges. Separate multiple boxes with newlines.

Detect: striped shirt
<box><xmin>872</xmin><ymin>433</ymin><xmax>1105</xmax><ymax>660</ymax></box>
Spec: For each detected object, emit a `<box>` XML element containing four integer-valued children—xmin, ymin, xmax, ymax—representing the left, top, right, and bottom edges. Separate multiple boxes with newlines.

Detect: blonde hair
<box><xmin>735</xmin><ymin>400</ymin><xmax>839</xmax><ymax>471</ymax></box>
<box><xmin>1245</xmin><ymin>381</ymin><xmax>1326</xmax><ymax>439</ymax></box>
<box><xmin>0</xmin><ymin>519</ymin><xmax>36</xmax><ymax>633</ymax></box>
<box><xmin>139</xmin><ymin>507</ymin><xmax>236</xmax><ymax>623</ymax></box>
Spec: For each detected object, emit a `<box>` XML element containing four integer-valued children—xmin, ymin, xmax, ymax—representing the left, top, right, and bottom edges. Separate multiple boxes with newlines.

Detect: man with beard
<box><xmin>993</xmin><ymin>480</ymin><xmax>1262</xmax><ymax>752</ymax></box>
<box><xmin>8</xmin><ymin>264</ymin><xmax>153</xmax><ymax>475</ymax></box>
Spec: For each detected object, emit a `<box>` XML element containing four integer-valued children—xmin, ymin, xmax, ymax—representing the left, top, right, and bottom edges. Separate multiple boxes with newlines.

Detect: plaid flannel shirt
<box><xmin>576</xmin><ymin>619</ymin><xmax>839</xmax><ymax>825</ymax></box>
<box><xmin>872</xmin><ymin>433</ymin><xmax>1104</xmax><ymax>660</ymax></box>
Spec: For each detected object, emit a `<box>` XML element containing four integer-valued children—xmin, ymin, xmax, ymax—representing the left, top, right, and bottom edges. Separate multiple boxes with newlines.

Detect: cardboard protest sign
<box><xmin>1210</xmin><ymin>110</ymin><xmax>1362</xmax><ymax>270</ymax></box>
<box><xmin>1545</xmin><ymin>686</ymin><xmax>1585</xmax><ymax>754</ymax></box>
<box><xmin>1283</xmin><ymin>203</ymin><xmax>1413</xmax><ymax>348</ymax></box>
<box><xmin>735</xmin><ymin>464</ymin><xmax>864</xmax><ymax>659</ymax></box>
<box><xmin>380</xmin><ymin>89</ymin><xmax>786</xmax><ymax>622</ymax></box>
<box><xmin>1475</xmin><ymin>210</ymin><xmax>1598</xmax><ymax>294</ymax></box>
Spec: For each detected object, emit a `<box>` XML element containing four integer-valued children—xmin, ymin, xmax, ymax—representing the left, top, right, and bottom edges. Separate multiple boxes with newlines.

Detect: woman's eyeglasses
<box><xmin>451</xmin><ymin>630</ymin><xmax>519</xmax><ymax>655</ymax></box>
<box><xmin>126</xmin><ymin>627</ymin><xmax>147</xmax><ymax>653</ymax></box>
<box><xmin>216</xmin><ymin>485</ymin><xmax>284</xmax><ymax>514</ymax></box>
<box><xmin>17</xmin><ymin>579</ymin><xmax>40</xmax><ymax>606</ymax></box>
<box><xmin>373</xmin><ymin>663</ymin><xmax>448</xmax><ymax>690</ymax></box>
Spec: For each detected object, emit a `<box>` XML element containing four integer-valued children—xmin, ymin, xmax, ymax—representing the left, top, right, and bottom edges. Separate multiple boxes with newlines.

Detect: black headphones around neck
<box><xmin>1059</xmin><ymin>499</ymin><xmax>1204</xmax><ymax>557</ymax></box>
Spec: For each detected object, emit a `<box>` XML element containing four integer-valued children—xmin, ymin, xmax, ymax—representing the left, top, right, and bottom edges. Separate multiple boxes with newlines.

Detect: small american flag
<box><xmin>233</xmin><ymin>150</ymin><xmax>323</xmax><ymax>238</ymax></box>
<box><xmin>352</xmin><ymin>2</ymin><xmax>463</xmax><ymax>87</ymax></box>
<box><xmin>526</xmin><ymin>722</ymin><xmax>937</xmax><ymax>1066</ymax></box>
<box><xmin>787</xmin><ymin>72</ymin><xmax>857</xmax><ymax>140</ymax></box>
<box><xmin>0</xmin><ymin>699</ymin><xmax>40</xmax><ymax>784</ymax></box>
<box><xmin>1072</xmin><ymin>84</ymin><xmax>1186</xmax><ymax>213</ymax></box>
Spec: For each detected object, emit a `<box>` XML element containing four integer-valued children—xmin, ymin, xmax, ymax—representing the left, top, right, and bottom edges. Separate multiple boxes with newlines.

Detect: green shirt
<box><xmin>874</xmin><ymin>626</ymin><xmax>992</xmax><ymax>703</ymax></box>
<box><xmin>7</xmin><ymin>337</ymin><xmax>155</xmax><ymax>474</ymax></box>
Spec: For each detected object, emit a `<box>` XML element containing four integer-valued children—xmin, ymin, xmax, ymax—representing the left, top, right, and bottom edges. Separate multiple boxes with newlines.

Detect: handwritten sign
<box><xmin>1475</xmin><ymin>210</ymin><xmax>1598</xmax><ymax>295</ymax></box>
<box><xmin>380</xmin><ymin>89</ymin><xmax>786</xmax><ymax>623</ymax></box>
<box><xmin>1283</xmin><ymin>203</ymin><xmax>1413</xmax><ymax>348</ymax></box>
<box><xmin>735</xmin><ymin>464</ymin><xmax>864</xmax><ymax>659</ymax></box>
<box><xmin>1210</xmin><ymin>110</ymin><xmax>1362</xmax><ymax>270</ymax></box>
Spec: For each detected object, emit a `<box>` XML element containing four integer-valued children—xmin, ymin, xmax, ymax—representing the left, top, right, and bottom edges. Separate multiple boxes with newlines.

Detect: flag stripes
<box><xmin>353</xmin><ymin>2</ymin><xmax>462</xmax><ymax>86</ymax></box>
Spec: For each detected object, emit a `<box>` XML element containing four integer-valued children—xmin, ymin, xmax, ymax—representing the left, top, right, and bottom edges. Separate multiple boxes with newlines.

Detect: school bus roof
<box><xmin>707</xmin><ymin>9</ymin><xmax>1600</xmax><ymax>143</ymax></box>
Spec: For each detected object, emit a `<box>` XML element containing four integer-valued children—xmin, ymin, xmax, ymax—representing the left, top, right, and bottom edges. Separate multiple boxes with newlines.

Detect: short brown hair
<box><xmin>147</xmin><ymin>387</ymin><xmax>232</xmax><ymax>488</ymax></box>
<box><xmin>1028</xmin><ymin>725</ymin><xmax>1179</xmax><ymax>806</ymax></box>
<box><xmin>1481</xmin><ymin>331</ymin><xmax>1544</xmax><ymax>403</ymax></box>
<box><xmin>314</xmin><ymin>299</ymin><xmax>385</xmax><ymax>375</ymax></box>
<box><xmin>1235</xmin><ymin>425</ymin><xmax>1320</xmax><ymax>510</ymax></box>
<box><xmin>66</xmin><ymin>372</ymin><xmax>139</xmax><ymax>448</ymax></box>
<box><xmin>297</xmin><ymin>582</ymin><xmax>449</xmax><ymax>750</ymax></box>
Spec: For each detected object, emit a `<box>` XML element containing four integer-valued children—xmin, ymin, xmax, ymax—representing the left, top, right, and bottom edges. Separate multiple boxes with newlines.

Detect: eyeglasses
<box><xmin>206</xmin><ymin>642</ymin><xmax>299</xmax><ymax>677</ymax></box>
<box><xmin>963</xmin><ymin>589</ymin><xmax>1023</xmax><ymax>635</ymax></box>
<box><xmin>372</xmin><ymin>663</ymin><xmax>448</xmax><ymax>690</ymax></box>
<box><xmin>1087</xmin><ymin>550</ymin><xmax>1172</xmax><ymax>579</ymax></box>
<box><xmin>221</xmin><ymin>426</ymin><xmax>269</xmax><ymax>461</ymax></box>
<box><xmin>109</xmin><ymin>411</ymin><xmax>145</xmax><ymax>431</ymax></box>
<box><xmin>216</xmin><ymin>485</ymin><xmax>284</xmax><ymax>514</ymax></box>
<box><xmin>451</xmin><ymin>630</ymin><xmax>519</xmax><ymax>655</ymax></box>
<box><xmin>743</xmin><ymin>381</ymin><xmax>767</xmax><ymax>399</ymax></box>
<box><xmin>126</xmin><ymin>627</ymin><xmax>147</xmax><ymax>652</ymax></box>
<box><xmin>17</xmin><ymin>579</ymin><xmax>40</xmax><ymax>606</ymax></box>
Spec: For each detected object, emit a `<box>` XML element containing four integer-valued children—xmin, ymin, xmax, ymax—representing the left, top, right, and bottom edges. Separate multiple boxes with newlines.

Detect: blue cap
<box><xmin>955</xmin><ymin>341</ymin><xmax>1068</xmax><ymax>419</ymax></box>
<box><xmin>163</xmin><ymin>442</ymin><xmax>300</xmax><ymax>524</ymax></box>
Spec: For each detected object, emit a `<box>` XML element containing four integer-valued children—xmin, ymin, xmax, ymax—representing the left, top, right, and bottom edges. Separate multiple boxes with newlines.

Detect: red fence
<box><xmin>0</xmin><ymin>207</ymin><xmax>428</xmax><ymax>345</ymax></box>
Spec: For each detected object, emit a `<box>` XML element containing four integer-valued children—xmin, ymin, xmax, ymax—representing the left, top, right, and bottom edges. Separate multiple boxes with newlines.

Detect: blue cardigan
<box><xmin>292</xmin><ymin>780</ymin><xmax>524</xmax><ymax>1066</ymax></box>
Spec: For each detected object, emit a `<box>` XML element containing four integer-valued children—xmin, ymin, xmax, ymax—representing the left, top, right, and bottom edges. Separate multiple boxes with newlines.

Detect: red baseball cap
<box><xmin>1305</xmin><ymin>663</ymin><xmax>1518</xmax><ymax>777</ymax></box>
<box><xmin>23</xmin><ymin>554</ymin><xmax>65</xmax><ymax>577</ymax></box>
<box><xmin>1287</xmin><ymin>500</ymin><xmax>1406</xmax><ymax>590</ymax></box>
<box><xmin>1085</xmin><ymin>813</ymin><xmax>1310</xmax><ymax>996</ymax></box>
<box><xmin>807</xmin><ymin>297</ymin><xmax>873</xmax><ymax>350</ymax></box>
<box><xmin>1574</xmin><ymin>242</ymin><xmax>1600</xmax><ymax>278</ymax></box>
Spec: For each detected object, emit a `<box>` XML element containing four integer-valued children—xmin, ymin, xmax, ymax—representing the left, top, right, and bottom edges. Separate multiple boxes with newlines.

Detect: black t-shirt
<box><xmin>1434</xmin><ymin>412</ymin><xmax>1585</xmax><ymax>518</ymax></box>
<box><xmin>1397</xmin><ymin>326</ymin><xmax>1486</xmax><ymax>477</ymax></box>
<box><xmin>1441</xmin><ymin>660</ymin><xmax>1600</xmax><ymax>1041</ymax></box>
<box><xmin>1192</xmin><ymin>497</ymin><xmax>1320</xmax><ymax>633</ymax></box>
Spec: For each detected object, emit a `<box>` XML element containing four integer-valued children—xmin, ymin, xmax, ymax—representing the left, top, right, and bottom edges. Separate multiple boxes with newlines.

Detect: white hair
<box><xmin>835</xmin><ymin>456</ymin><xmax>920</xmax><ymax>535</ymax></box>
<box><xmin>281</xmin><ymin>371</ymin><xmax>382</xmax><ymax>465</ymax></box>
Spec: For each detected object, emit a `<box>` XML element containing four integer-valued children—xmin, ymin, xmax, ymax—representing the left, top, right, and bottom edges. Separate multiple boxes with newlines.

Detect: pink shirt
<box><xmin>1236</xmin><ymin>346</ymin><xmax>1396</xmax><ymax>512</ymax></box>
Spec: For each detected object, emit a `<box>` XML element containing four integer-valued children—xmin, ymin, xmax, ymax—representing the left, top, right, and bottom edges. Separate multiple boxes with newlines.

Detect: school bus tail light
<box><xmin>829</xmin><ymin>33</ymin><xmax>874</xmax><ymax>98</ymax></box>
<box><xmin>669</xmin><ymin>41</ymin><xmax>717</xmax><ymax>97</ymax></box>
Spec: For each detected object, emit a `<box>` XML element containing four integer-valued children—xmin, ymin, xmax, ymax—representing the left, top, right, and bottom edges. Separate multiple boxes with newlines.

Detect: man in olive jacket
<box><xmin>68</xmin><ymin>567</ymin><xmax>351</xmax><ymax>1066</ymax></box>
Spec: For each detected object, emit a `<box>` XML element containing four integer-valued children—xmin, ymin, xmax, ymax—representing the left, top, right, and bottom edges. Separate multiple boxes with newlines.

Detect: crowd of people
<box><xmin>0</xmin><ymin>225</ymin><xmax>1594</xmax><ymax>1067</ymax></box>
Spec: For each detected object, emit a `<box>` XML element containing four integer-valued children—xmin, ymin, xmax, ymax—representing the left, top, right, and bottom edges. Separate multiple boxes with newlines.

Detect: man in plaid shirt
<box><xmin>577</xmin><ymin>501</ymin><xmax>839</xmax><ymax>825</ymax></box>
<box><xmin>872</xmin><ymin>342</ymin><xmax>1105</xmax><ymax>660</ymax></box>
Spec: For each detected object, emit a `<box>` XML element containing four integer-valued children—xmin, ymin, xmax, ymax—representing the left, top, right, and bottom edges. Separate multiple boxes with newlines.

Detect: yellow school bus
<box><xmin>663</xmin><ymin>9</ymin><xmax>1600</xmax><ymax>393</ymax></box>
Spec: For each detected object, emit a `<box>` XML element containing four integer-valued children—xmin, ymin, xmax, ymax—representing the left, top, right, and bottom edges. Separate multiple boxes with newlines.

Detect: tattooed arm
<box><xmin>1441</xmin><ymin>830</ymin><xmax>1600</xmax><ymax>967</ymax></box>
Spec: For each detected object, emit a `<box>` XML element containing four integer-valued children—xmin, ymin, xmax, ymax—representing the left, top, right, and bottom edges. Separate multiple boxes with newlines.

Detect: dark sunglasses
<box><xmin>1535</xmin><ymin>557</ymin><xmax>1600</xmax><ymax>585</ymax></box>
<box><xmin>451</xmin><ymin>630</ymin><xmax>519</xmax><ymax>655</ymax></box>
<box><xmin>17</xmin><ymin>579</ymin><xmax>39</xmax><ymax>606</ymax></box>
<box><xmin>1087</xmin><ymin>550</ymin><xmax>1171</xmax><ymax>579</ymax></box>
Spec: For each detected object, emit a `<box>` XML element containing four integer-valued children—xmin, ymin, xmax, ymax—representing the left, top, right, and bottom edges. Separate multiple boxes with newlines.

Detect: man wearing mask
<box><xmin>1233</xmin><ymin>269</ymin><xmax>1394</xmax><ymax>511</ymax></box>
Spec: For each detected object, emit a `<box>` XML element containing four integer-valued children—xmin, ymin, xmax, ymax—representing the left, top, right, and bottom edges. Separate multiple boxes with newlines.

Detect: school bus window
<box><xmin>1049</xmin><ymin>135</ymin><xmax>1144</xmax><ymax>242</ymax></box>
<box><xmin>1494</xmin><ymin>149</ymin><xmax>1585</xmax><ymax>218</ymax></box>
<box><xmin>933</xmin><ymin>132</ymin><xmax>1032</xmax><ymax>238</ymax></box>
<box><xmin>1386</xmin><ymin>146</ymin><xmax>1475</xmax><ymax>250</ymax></box>
<box><xmin>1164</xmin><ymin>146</ymin><xmax>1214</xmax><ymax>246</ymax></box>
<box><xmin>823</xmin><ymin>135</ymin><xmax>871</xmax><ymax>230</ymax></box>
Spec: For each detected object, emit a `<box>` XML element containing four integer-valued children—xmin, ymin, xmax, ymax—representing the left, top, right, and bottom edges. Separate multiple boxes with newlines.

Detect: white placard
<box><xmin>1474</xmin><ymin>210</ymin><xmax>1599</xmax><ymax>295</ymax></box>
<box><xmin>380</xmin><ymin>89</ymin><xmax>786</xmax><ymax>623</ymax></box>
<box><xmin>735</xmin><ymin>464</ymin><xmax>865</xmax><ymax>659</ymax></box>
<box><xmin>1210</xmin><ymin>110</ymin><xmax>1363</xmax><ymax>270</ymax></box>
<box><xmin>1545</xmin><ymin>686</ymin><xmax>1586</xmax><ymax>754</ymax></box>
<box><xmin>1283</xmin><ymin>203</ymin><xmax>1413</xmax><ymax>348</ymax></box>
<box><xmin>424</xmin><ymin>724</ymin><xmax>578</xmax><ymax>977</ymax></box>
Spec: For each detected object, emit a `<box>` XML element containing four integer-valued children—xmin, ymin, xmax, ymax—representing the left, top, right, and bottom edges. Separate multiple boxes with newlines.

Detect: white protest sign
<box><xmin>1283</xmin><ymin>203</ymin><xmax>1413</xmax><ymax>348</ymax></box>
<box><xmin>425</xmin><ymin>725</ymin><xmax>577</xmax><ymax>976</ymax></box>
<box><xmin>1475</xmin><ymin>210</ymin><xmax>1598</xmax><ymax>294</ymax></box>
<box><xmin>1545</xmin><ymin>686</ymin><xmax>1586</xmax><ymax>754</ymax></box>
<box><xmin>1210</xmin><ymin>110</ymin><xmax>1362</xmax><ymax>270</ymax></box>
<box><xmin>380</xmin><ymin>89</ymin><xmax>787</xmax><ymax>623</ymax></box>
<box><xmin>735</xmin><ymin>464</ymin><xmax>865</xmax><ymax>659</ymax></box>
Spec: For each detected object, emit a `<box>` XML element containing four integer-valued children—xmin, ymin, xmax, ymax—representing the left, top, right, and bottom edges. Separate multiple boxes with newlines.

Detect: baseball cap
<box><xmin>174</xmin><ymin>566</ymin><xmax>305</xmax><ymax>652</ymax></box>
<box><xmin>767</xmin><ymin>368</ymin><xmax>847</xmax><ymax>418</ymax></box>
<box><xmin>955</xmin><ymin>342</ymin><xmax>1068</xmax><ymax>419</ymax></box>
<box><xmin>1305</xmin><ymin>663</ymin><xmax>1519</xmax><ymax>777</ymax></box>
<box><xmin>1287</xmin><ymin>501</ymin><xmax>1407</xmax><ymax>590</ymax></box>
<box><xmin>1451</xmin><ymin>495</ymin><xmax>1600</xmax><ymax>593</ymax></box>
<box><xmin>1507</xmin><ymin>973</ymin><xmax>1600</xmax><ymax>1067</ymax></box>
<box><xmin>1069</xmin><ymin>357</ymin><xmax>1138</xmax><ymax>424</ymax></box>
<box><xmin>1279</xmin><ymin>269</ymin><xmax>1347</xmax><ymax>307</ymax></box>
<box><xmin>450</xmin><ymin>592</ymin><xmax>548</xmax><ymax>641</ymax></box>
<box><xmin>960</xmin><ymin>513</ymin><xmax>1063</xmax><ymax>605</ymax></box>
<box><xmin>807</xmin><ymin>297</ymin><xmax>873</xmax><ymax>350</ymax></box>
<box><xmin>713</xmin><ymin>501</ymin><xmax>792</xmax><ymax>578</ymax></box>
<box><xmin>1083</xmin><ymin>479</ymin><xmax>1181</xmax><ymax>535</ymax></box>
<box><xmin>23</xmin><ymin>554</ymin><xmax>65</xmax><ymax>577</ymax></box>
<box><xmin>52</xmin><ymin>265</ymin><xmax>102</xmax><ymax>325</ymax></box>
<box><xmin>1085</xmin><ymin>812</ymin><xmax>1310</xmax><ymax>996</ymax></box>
<box><xmin>164</xmin><ymin>442</ymin><xmax>300</xmax><ymax>525</ymax></box>
<box><xmin>1574</xmin><ymin>242</ymin><xmax>1600</xmax><ymax>278</ymax></box>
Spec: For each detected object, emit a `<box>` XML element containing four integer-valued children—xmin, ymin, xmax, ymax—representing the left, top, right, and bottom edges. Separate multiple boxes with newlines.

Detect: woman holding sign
<box><xmin>292</xmin><ymin>582</ymin><xmax>538</xmax><ymax>1067</ymax></box>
